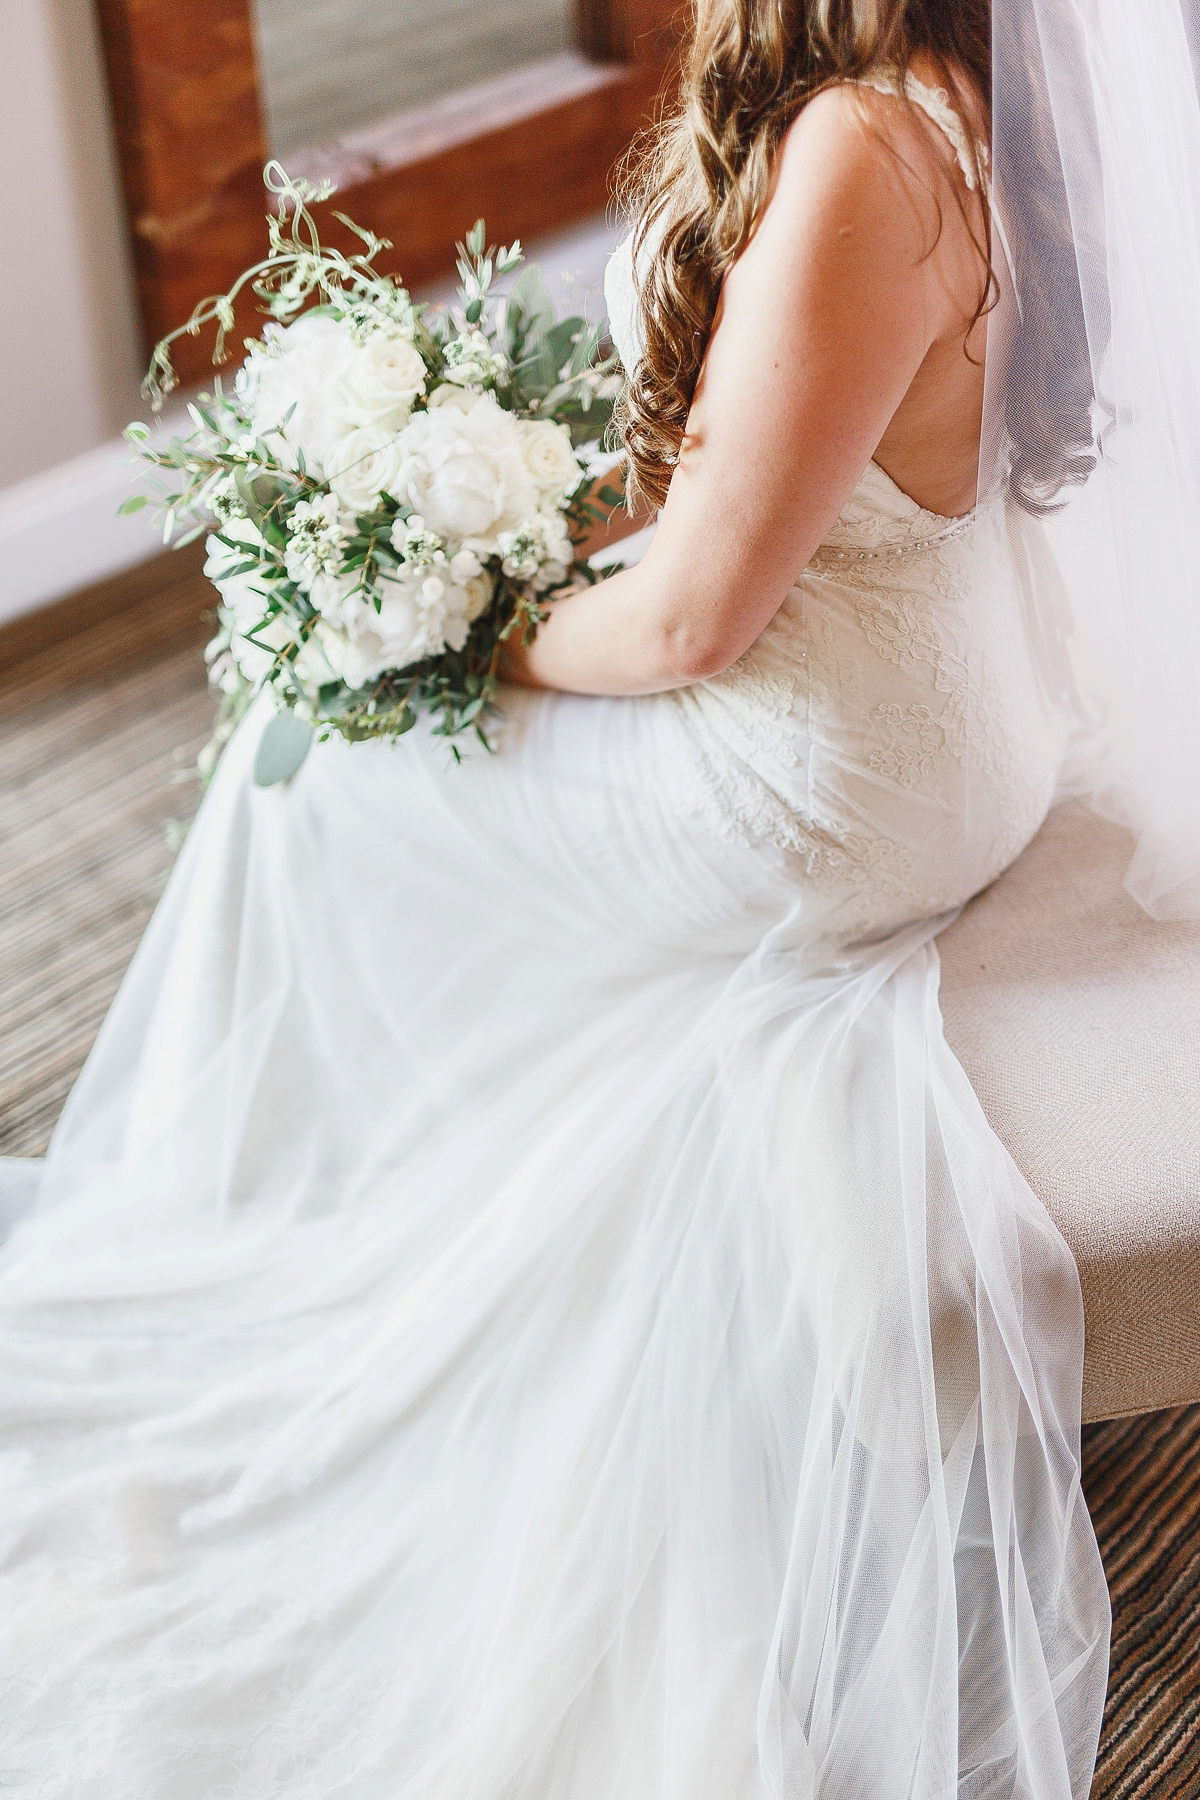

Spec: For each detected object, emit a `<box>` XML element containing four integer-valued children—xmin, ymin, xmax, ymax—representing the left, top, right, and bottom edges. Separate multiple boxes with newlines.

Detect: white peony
<box><xmin>519</xmin><ymin>420</ymin><xmax>581</xmax><ymax>502</ymax></box>
<box><xmin>426</xmin><ymin>383</ymin><xmax>477</xmax><ymax>415</ymax></box>
<box><xmin>292</xmin><ymin>623</ymin><xmax>343</xmax><ymax>690</ymax></box>
<box><xmin>342</xmin><ymin>333</ymin><xmax>427</xmax><ymax>430</ymax></box>
<box><xmin>307</xmin><ymin>569</ymin><xmax>362</xmax><ymax>623</ymax></box>
<box><xmin>235</xmin><ymin>314</ymin><xmax>358</xmax><ymax>476</ymax></box>
<box><xmin>325</xmin><ymin>426</ymin><xmax>404</xmax><ymax>514</ymax></box>
<box><xmin>461</xmin><ymin>569</ymin><xmax>495</xmax><ymax>621</ymax></box>
<box><xmin>388</xmin><ymin>392</ymin><xmax>540</xmax><ymax>554</ymax></box>
<box><xmin>309</xmin><ymin>560</ymin><xmax>491</xmax><ymax>686</ymax></box>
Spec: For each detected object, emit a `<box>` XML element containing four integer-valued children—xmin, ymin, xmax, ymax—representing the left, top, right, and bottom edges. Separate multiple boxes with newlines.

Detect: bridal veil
<box><xmin>983</xmin><ymin>0</ymin><xmax>1200</xmax><ymax>918</ymax></box>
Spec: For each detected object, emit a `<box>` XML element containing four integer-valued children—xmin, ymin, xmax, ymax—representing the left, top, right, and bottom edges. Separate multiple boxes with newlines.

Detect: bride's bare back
<box><xmin>863</xmin><ymin>70</ymin><xmax>992</xmax><ymax>517</ymax></box>
<box><xmin>507</xmin><ymin>70</ymin><xmax>993</xmax><ymax>696</ymax></box>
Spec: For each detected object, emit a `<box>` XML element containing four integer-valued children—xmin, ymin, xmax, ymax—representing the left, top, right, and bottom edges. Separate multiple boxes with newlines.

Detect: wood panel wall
<box><xmin>94</xmin><ymin>0</ymin><xmax>682</xmax><ymax>388</ymax></box>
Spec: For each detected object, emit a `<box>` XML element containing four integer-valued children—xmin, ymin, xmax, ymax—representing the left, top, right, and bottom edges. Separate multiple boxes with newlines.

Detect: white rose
<box><xmin>519</xmin><ymin>420</ymin><xmax>581</xmax><ymax>500</ymax></box>
<box><xmin>426</xmin><ymin>383</ymin><xmax>479</xmax><ymax>414</ymax></box>
<box><xmin>462</xmin><ymin>570</ymin><xmax>495</xmax><ymax>621</ymax></box>
<box><xmin>389</xmin><ymin>392</ymin><xmax>539</xmax><ymax>553</ymax></box>
<box><xmin>343</xmin><ymin>333</ymin><xmax>427</xmax><ymax>430</ymax></box>
<box><xmin>326</xmin><ymin>427</ymin><xmax>404</xmax><ymax>514</ymax></box>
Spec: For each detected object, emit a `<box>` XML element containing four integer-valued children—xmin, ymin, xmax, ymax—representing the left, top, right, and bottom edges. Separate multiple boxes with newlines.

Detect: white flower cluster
<box><xmin>283</xmin><ymin>493</ymin><xmax>348</xmax><ymax>585</ymax></box>
<box><xmin>441</xmin><ymin>329</ymin><xmax>509</xmax><ymax>391</ymax></box>
<box><xmin>206</xmin><ymin>471</ymin><xmax>248</xmax><ymax>525</ymax></box>
<box><xmin>206</xmin><ymin>308</ymin><xmax>584</xmax><ymax>688</ymax></box>
<box><xmin>497</xmin><ymin>513</ymin><xmax>574</xmax><ymax>591</ymax></box>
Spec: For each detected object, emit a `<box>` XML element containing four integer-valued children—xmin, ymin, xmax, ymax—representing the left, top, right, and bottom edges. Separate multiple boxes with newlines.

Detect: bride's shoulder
<box><xmin>775</xmin><ymin>77</ymin><xmax>971</xmax><ymax>215</ymax></box>
<box><xmin>763</xmin><ymin>75</ymin><xmax>981</xmax><ymax>273</ymax></box>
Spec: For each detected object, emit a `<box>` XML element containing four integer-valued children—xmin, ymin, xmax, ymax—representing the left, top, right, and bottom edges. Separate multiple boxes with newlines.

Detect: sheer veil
<box><xmin>983</xmin><ymin>0</ymin><xmax>1200</xmax><ymax>919</ymax></box>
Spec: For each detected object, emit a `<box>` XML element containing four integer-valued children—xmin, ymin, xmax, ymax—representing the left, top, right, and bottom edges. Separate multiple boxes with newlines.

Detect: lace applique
<box><xmin>695</xmin><ymin>622</ymin><xmax>804</xmax><ymax>769</ymax></box>
<box><xmin>869</xmin><ymin>703</ymin><xmax>946</xmax><ymax>788</ymax></box>
<box><xmin>855</xmin><ymin>589</ymin><xmax>946</xmax><ymax>669</ymax></box>
<box><xmin>663</xmin><ymin>498</ymin><xmax>1048</xmax><ymax>922</ymax></box>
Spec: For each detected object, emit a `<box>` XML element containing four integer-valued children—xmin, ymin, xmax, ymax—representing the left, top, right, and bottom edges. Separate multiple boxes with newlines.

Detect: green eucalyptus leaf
<box><xmin>543</xmin><ymin>317</ymin><xmax>585</xmax><ymax>374</ymax></box>
<box><xmin>118</xmin><ymin>495</ymin><xmax>150</xmax><ymax>515</ymax></box>
<box><xmin>569</xmin><ymin>318</ymin><xmax>604</xmax><ymax>378</ymax></box>
<box><xmin>515</xmin><ymin>341</ymin><xmax>558</xmax><ymax>398</ymax></box>
<box><xmin>507</xmin><ymin>265</ymin><xmax>555</xmax><ymax>350</ymax></box>
<box><xmin>233</xmin><ymin>466</ymin><xmax>265</xmax><ymax>524</ymax></box>
<box><xmin>253</xmin><ymin>709</ymin><xmax>314</xmax><ymax>787</ymax></box>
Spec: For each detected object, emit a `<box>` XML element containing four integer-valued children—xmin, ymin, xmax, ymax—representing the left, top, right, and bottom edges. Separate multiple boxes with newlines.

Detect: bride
<box><xmin>7</xmin><ymin>0</ymin><xmax>1199</xmax><ymax>1790</ymax></box>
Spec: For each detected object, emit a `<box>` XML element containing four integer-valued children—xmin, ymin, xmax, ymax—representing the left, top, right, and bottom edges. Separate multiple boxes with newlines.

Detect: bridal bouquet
<box><xmin>123</xmin><ymin>164</ymin><xmax>621</xmax><ymax>784</ymax></box>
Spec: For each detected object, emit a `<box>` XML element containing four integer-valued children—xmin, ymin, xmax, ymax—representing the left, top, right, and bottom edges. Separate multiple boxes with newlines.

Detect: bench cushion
<box><xmin>938</xmin><ymin>802</ymin><xmax>1200</xmax><ymax>1423</ymax></box>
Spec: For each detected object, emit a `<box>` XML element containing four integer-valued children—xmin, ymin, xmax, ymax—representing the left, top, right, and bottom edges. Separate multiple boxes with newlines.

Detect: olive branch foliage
<box><xmin>122</xmin><ymin>164</ymin><xmax>626</xmax><ymax>784</ymax></box>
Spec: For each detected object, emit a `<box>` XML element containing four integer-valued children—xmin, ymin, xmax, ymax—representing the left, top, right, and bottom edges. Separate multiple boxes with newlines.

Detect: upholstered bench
<box><xmin>939</xmin><ymin>802</ymin><xmax>1200</xmax><ymax>1423</ymax></box>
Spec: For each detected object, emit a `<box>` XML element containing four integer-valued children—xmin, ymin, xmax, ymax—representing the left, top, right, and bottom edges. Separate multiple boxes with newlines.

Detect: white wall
<box><xmin>0</xmin><ymin>0</ymin><xmax>164</xmax><ymax>619</ymax></box>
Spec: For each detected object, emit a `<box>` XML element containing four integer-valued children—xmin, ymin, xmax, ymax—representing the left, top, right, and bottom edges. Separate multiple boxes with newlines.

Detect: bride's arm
<box><xmin>503</xmin><ymin>85</ymin><xmax>970</xmax><ymax>696</ymax></box>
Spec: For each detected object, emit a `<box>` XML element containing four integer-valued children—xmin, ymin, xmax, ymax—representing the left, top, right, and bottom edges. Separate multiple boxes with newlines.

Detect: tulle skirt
<box><xmin>0</xmin><ymin>688</ymin><xmax>1108</xmax><ymax>1798</ymax></box>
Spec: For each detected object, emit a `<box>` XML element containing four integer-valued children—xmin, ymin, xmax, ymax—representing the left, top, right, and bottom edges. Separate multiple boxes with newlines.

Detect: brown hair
<box><xmin>617</xmin><ymin>0</ymin><xmax>1096</xmax><ymax>516</ymax></box>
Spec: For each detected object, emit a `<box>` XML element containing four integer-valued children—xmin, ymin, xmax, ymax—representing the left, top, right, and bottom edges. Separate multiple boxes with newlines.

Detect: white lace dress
<box><xmin>0</xmin><ymin>117</ymin><xmax>1109</xmax><ymax>1800</ymax></box>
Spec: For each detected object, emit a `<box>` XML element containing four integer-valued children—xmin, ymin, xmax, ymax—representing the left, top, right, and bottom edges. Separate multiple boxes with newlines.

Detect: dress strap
<box><xmin>854</xmin><ymin>71</ymin><xmax>1020</xmax><ymax>315</ymax></box>
<box><xmin>856</xmin><ymin>71</ymin><xmax>989</xmax><ymax>194</ymax></box>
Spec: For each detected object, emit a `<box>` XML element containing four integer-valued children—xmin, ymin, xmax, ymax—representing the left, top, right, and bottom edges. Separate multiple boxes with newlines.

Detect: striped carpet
<box><xmin>0</xmin><ymin>545</ymin><xmax>214</xmax><ymax>1157</ymax></box>
<box><xmin>0</xmin><ymin>552</ymin><xmax>1197</xmax><ymax>1794</ymax></box>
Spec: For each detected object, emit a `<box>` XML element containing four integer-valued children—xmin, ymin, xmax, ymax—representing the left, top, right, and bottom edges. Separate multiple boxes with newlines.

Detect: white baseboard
<box><xmin>0</xmin><ymin>429</ymin><xmax>172</xmax><ymax>627</ymax></box>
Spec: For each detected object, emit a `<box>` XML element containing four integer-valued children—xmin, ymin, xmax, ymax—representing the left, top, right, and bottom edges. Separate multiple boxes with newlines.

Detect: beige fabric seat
<box><xmin>938</xmin><ymin>803</ymin><xmax>1200</xmax><ymax>1423</ymax></box>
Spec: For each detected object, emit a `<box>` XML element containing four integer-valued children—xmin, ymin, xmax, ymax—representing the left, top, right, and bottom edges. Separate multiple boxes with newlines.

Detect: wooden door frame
<box><xmin>93</xmin><ymin>0</ymin><xmax>680</xmax><ymax>386</ymax></box>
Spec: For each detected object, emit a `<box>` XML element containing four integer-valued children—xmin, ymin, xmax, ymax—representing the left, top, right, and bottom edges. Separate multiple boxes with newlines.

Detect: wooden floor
<box><xmin>0</xmin><ymin>546</ymin><xmax>213</xmax><ymax>1157</ymax></box>
<box><xmin>0</xmin><ymin>550</ymin><xmax>1197</xmax><ymax>1794</ymax></box>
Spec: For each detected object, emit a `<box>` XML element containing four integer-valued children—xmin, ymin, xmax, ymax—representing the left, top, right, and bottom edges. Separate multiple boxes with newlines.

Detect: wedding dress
<box><xmin>0</xmin><ymin>86</ymin><xmax>1111</xmax><ymax>1800</ymax></box>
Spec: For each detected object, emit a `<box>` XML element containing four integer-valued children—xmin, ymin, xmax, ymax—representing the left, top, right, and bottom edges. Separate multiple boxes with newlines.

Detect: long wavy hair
<box><xmin>617</xmin><ymin>0</ymin><xmax>1096</xmax><ymax>516</ymax></box>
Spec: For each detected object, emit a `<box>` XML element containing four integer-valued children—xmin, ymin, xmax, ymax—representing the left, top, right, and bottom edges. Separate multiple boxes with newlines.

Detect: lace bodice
<box><xmin>601</xmin><ymin>85</ymin><xmax>1059</xmax><ymax>945</ymax></box>
<box><xmin>655</xmin><ymin>461</ymin><xmax>1059</xmax><ymax>941</ymax></box>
